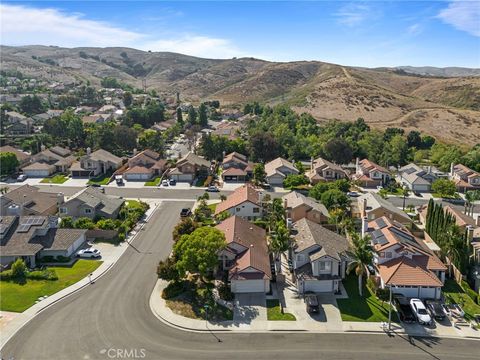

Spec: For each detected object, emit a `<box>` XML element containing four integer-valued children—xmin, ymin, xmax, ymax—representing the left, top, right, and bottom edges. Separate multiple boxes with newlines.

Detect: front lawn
<box><xmin>40</xmin><ymin>174</ymin><xmax>69</xmax><ymax>184</ymax></box>
<box><xmin>337</xmin><ymin>274</ymin><xmax>397</xmax><ymax>322</ymax></box>
<box><xmin>0</xmin><ymin>260</ymin><xmax>102</xmax><ymax>312</ymax></box>
<box><xmin>443</xmin><ymin>279</ymin><xmax>480</xmax><ymax>321</ymax></box>
<box><xmin>145</xmin><ymin>176</ymin><xmax>161</xmax><ymax>186</ymax></box>
<box><xmin>207</xmin><ymin>203</ymin><xmax>217</xmax><ymax>213</ymax></box>
<box><xmin>432</xmin><ymin>193</ymin><xmax>460</xmax><ymax>199</ymax></box>
<box><xmin>266</xmin><ymin>299</ymin><xmax>296</xmax><ymax>321</ymax></box>
<box><xmin>87</xmin><ymin>173</ymin><xmax>111</xmax><ymax>185</ymax></box>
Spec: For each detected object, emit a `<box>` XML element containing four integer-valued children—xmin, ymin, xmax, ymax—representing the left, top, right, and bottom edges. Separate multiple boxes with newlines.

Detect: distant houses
<box><xmin>449</xmin><ymin>163</ymin><xmax>480</xmax><ymax>192</ymax></box>
<box><xmin>70</xmin><ymin>148</ymin><xmax>122</xmax><ymax>178</ymax></box>
<box><xmin>306</xmin><ymin>157</ymin><xmax>348</xmax><ymax>184</ymax></box>
<box><xmin>264</xmin><ymin>157</ymin><xmax>299</xmax><ymax>186</ymax></box>
<box><xmin>397</xmin><ymin>163</ymin><xmax>437</xmax><ymax>193</ymax></box>
<box><xmin>353</xmin><ymin>158</ymin><xmax>391</xmax><ymax>187</ymax></box>
<box><xmin>23</xmin><ymin>146</ymin><xmax>75</xmax><ymax>177</ymax></box>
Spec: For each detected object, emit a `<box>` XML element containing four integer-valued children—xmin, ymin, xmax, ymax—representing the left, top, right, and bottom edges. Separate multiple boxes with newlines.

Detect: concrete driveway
<box><xmin>233</xmin><ymin>293</ymin><xmax>266</xmax><ymax>328</ymax></box>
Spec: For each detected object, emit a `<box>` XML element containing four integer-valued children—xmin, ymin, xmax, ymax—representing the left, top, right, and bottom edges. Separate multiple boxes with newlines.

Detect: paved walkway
<box><xmin>0</xmin><ymin>200</ymin><xmax>161</xmax><ymax>349</ymax></box>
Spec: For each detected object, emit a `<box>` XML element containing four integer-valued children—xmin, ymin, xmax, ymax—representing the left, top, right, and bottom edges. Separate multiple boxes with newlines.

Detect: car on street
<box><xmin>180</xmin><ymin>208</ymin><xmax>192</xmax><ymax>217</ymax></box>
<box><xmin>161</xmin><ymin>179</ymin><xmax>169</xmax><ymax>187</ymax></box>
<box><xmin>17</xmin><ymin>174</ymin><xmax>28</xmax><ymax>182</ymax></box>
<box><xmin>305</xmin><ymin>294</ymin><xmax>319</xmax><ymax>313</ymax></box>
<box><xmin>115</xmin><ymin>175</ymin><xmax>124</xmax><ymax>186</ymax></box>
<box><xmin>425</xmin><ymin>300</ymin><xmax>446</xmax><ymax>321</ymax></box>
<box><xmin>169</xmin><ymin>179</ymin><xmax>176</xmax><ymax>186</ymax></box>
<box><xmin>347</xmin><ymin>191</ymin><xmax>360</xmax><ymax>197</ymax></box>
<box><xmin>413</xmin><ymin>191</ymin><xmax>422</xmax><ymax>197</ymax></box>
<box><xmin>206</xmin><ymin>185</ymin><xmax>219</xmax><ymax>192</ymax></box>
<box><xmin>410</xmin><ymin>298</ymin><xmax>432</xmax><ymax>325</ymax></box>
<box><xmin>393</xmin><ymin>296</ymin><xmax>415</xmax><ymax>323</ymax></box>
<box><xmin>77</xmin><ymin>247</ymin><xmax>101</xmax><ymax>258</ymax></box>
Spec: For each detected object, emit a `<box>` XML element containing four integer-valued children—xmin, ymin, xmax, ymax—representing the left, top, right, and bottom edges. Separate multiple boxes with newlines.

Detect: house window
<box><xmin>319</xmin><ymin>261</ymin><xmax>331</xmax><ymax>271</ymax></box>
<box><xmin>253</xmin><ymin>207</ymin><xmax>259</xmax><ymax>213</ymax></box>
<box><xmin>85</xmin><ymin>208</ymin><xmax>92</xmax><ymax>214</ymax></box>
<box><xmin>59</xmin><ymin>207</ymin><xmax>68</xmax><ymax>214</ymax></box>
<box><xmin>235</xmin><ymin>207</ymin><xmax>241</xmax><ymax>212</ymax></box>
<box><xmin>379</xmin><ymin>252</ymin><xmax>385</xmax><ymax>258</ymax></box>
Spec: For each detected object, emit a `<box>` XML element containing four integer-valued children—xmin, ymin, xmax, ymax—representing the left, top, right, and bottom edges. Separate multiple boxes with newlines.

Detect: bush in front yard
<box><xmin>462</xmin><ymin>280</ymin><xmax>479</xmax><ymax>305</ymax></box>
<box><xmin>162</xmin><ymin>281</ymin><xmax>187</xmax><ymax>299</ymax></box>
<box><xmin>0</xmin><ymin>270</ymin><xmax>13</xmax><ymax>281</ymax></box>
<box><xmin>27</xmin><ymin>269</ymin><xmax>58</xmax><ymax>281</ymax></box>
<box><xmin>218</xmin><ymin>282</ymin><xmax>234</xmax><ymax>301</ymax></box>
<box><xmin>11</xmin><ymin>258</ymin><xmax>27</xmax><ymax>280</ymax></box>
<box><xmin>157</xmin><ymin>257</ymin><xmax>179</xmax><ymax>281</ymax></box>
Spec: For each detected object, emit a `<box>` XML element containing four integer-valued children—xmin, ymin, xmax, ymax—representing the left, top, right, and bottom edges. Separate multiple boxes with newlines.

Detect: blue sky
<box><xmin>1</xmin><ymin>1</ymin><xmax>479</xmax><ymax>67</ymax></box>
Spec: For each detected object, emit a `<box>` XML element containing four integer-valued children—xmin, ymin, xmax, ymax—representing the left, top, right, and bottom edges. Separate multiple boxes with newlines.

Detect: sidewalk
<box><xmin>0</xmin><ymin>200</ymin><xmax>160</xmax><ymax>350</ymax></box>
<box><xmin>149</xmin><ymin>279</ymin><xmax>480</xmax><ymax>339</ymax></box>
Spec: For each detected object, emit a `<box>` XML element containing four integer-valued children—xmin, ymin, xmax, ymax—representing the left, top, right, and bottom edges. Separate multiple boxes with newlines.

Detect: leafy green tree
<box><xmin>173</xmin><ymin>227</ymin><xmax>226</xmax><ymax>279</ymax></box>
<box><xmin>0</xmin><ymin>152</ymin><xmax>19</xmax><ymax>176</ymax></box>
<box><xmin>283</xmin><ymin>174</ymin><xmax>309</xmax><ymax>189</ymax></box>
<box><xmin>157</xmin><ymin>257</ymin><xmax>179</xmax><ymax>281</ymax></box>
<box><xmin>60</xmin><ymin>216</ymin><xmax>74</xmax><ymax>228</ymax></box>
<box><xmin>269</xmin><ymin>221</ymin><xmax>290</xmax><ymax>271</ymax></box>
<box><xmin>176</xmin><ymin>108</ymin><xmax>184</xmax><ymax>127</ymax></box>
<box><xmin>346</xmin><ymin>233</ymin><xmax>373</xmax><ymax>297</ymax></box>
<box><xmin>407</xmin><ymin>130</ymin><xmax>422</xmax><ymax>148</ymax></box>
<box><xmin>308</xmin><ymin>182</ymin><xmax>330</xmax><ymax>200</ymax></box>
<box><xmin>113</xmin><ymin>125</ymin><xmax>137</xmax><ymax>152</ymax></box>
<box><xmin>320</xmin><ymin>189</ymin><xmax>349</xmax><ymax>210</ymax></box>
<box><xmin>11</xmin><ymin>258</ymin><xmax>28</xmax><ymax>280</ymax></box>
<box><xmin>123</xmin><ymin>91</ymin><xmax>133</xmax><ymax>107</ymax></box>
<box><xmin>96</xmin><ymin>219</ymin><xmax>117</xmax><ymax>230</ymax></box>
<box><xmin>248</xmin><ymin>132</ymin><xmax>280</xmax><ymax>162</ymax></box>
<box><xmin>324</xmin><ymin>138</ymin><xmax>353</xmax><ymax>164</ymax></box>
<box><xmin>19</xmin><ymin>95</ymin><xmax>44</xmax><ymax>115</ymax></box>
<box><xmin>198</xmin><ymin>103</ymin><xmax>208</xmax><ymax>127</ymax></box>
<box><xmin>437</xmin><ymin>224</ymin><xmax>468</xmax><ymax>274</ymax></box>
<box><xmin>383</xmin><ymin>127</ymin><xmax>404</xmax><ymax>142</ymax></box>
<box><xmin>329</xmin><ymin>179</ymin><xmax>350</xmax><ymax>193</ymax></box>
<box><xmin>253</xmin><ymin>163</ymin><xmax>266</xmax><ymax>184</ymax></box>
<box><xmin>138</xmin><ymin>129</ymin><xmax>164</xmax><ymax>153</ymax></box>
<box><xmin>388</xmin><ymin>135</ymin><xmax>409</xmax><ymax>166</ymax></box>
<box><xmin>74</xmin><ymin>217</ymin><xmax>96</xmax><ymax>230</ymax></box>
<box><xmin>188</xmin><ymin>106</ymin><xmax>197</xmax><ymax>125</ymax></box>
<box><xmin>294</xmin><ymin>161</ymin><xmax>305</xmax><ymax>174</ymax></box>
<box><xmin>431</xmin><ymin>178</ymin><xmax>456</xmax><ymax>197</ymax></box>
<box><xmin>172</xmin><ymin>218</ymin><xmax>199</xmax><ymax>242</ymax></box>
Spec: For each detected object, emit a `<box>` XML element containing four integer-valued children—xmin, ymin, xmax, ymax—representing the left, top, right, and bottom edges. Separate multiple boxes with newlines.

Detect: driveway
<box><xmin>234</xmin><ymin>293</ymin><xmax>267</xmax><ymax>328</ymax></box>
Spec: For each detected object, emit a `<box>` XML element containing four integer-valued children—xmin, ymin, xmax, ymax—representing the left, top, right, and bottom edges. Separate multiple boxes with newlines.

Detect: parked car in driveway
<box><xmin>305</xmin><ymin>294</ymin><xmax>319</xmax><ymax>313</ymax></box>
<box><xmin>207</xmin><ymin>185</ymin><xmax>219</xmax><ymax>192</ymax></box>
<box><xmin>410</xmin><ymin>298</ymin><xmax>432</xmax><ymax>325</ymax></box>
<box><xmin>425</xmin><ymin>300</ymin><xmax>446</xmax><ymax>321</ymax></box>
<box><xmin>394</xmin><ymin>296</ymin><xmax>415</xmax><ymax>323</ymax></box>
<box><xmin>17</xmin><ymin>174</ymin><xmax>28</xmax><ymax>182</ymax></box>
<box><xmin>169</xmin><ymin>178</ymin><xmax>176</xmax><ymax>186</ymax></box>
<box><xmin>347</xmin><ymin>191</ymin><xmax>360</xmax><ymax>197</ymax></box>
<box><xmin>115</xmin><ymin>175</ymin><xmax>124</xmax><ymax>186</ymax></box>
<box><xmin>161</xmin><ymin>179</ymin><xmax>169</xmax><ymax>187</ymax></box>
<box><xmin>77</xmin><ymin>248</ymin><xmax>101</xmax><ymax>258</ymax></box>
<box><xmin>180</xmin><ymin>208</ymin><xmax>192</xmax><ymax>217</ymax></box>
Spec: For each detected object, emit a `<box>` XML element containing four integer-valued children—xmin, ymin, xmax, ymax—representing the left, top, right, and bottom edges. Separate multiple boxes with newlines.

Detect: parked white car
<box><xmin>17</xmin><ymin>174</ymin><xmax>28</xmax><ymax>182</ymax></box>
<box><xmin>77</xmin><ymin>248</ymin><xmax>101</xmax><ymax>258</ymax></box>
<box><xmin>410</xmin><ymin>298</ymin><xmax>432</xmax><ymax>325</ymax></box>
<box><xmin>161</xmin><ymin>179</ymin><xmax>169</xmax><ymax>187</ymax></box>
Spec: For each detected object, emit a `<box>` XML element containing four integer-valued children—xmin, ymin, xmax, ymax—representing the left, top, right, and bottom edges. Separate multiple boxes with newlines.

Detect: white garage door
<box><xmin>304</xmin><ymin>280</ymin><xmax>333</xmax><ymax>293</ymax></box>
<box><xmin>231</xmin><ymin>279</ymin><xmax>267</xmax><ymax>293</ymax></box>
<box><xmin>24</xmin><ymin>170</ymin><xmax>50</xmax><ymax>178</ymax></box>
<box><xmin>125</xmin><ymin>173</ymin><xmax>150</xmax><ymax>180</ymax></box>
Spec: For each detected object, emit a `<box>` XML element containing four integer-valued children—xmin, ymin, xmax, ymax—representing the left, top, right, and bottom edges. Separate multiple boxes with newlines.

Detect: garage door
<box><xmin>304</xmin><ymin>280</ymin><xmax>333</xmax><ymax>293</ymax></box>
<box><xmin>125</xmin><ymin>173</ymin><xmax>150</xmax><ymax>180</ymax></box>
<box><xmin>231</xmin><ymin>279</ymin><xmax>267</xmax><ymax>293</ymax></box>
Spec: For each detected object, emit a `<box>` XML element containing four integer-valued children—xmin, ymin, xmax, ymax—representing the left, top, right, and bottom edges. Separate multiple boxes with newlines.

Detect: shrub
<box><xmin>462</xmin><ymin>280</ymin><xmax>479</xmax><ymax>304</ymax></box>
<box><xmin>11</xmin><ymin>258</ymin><xmax>27</xmax><ymax>279</ymax></box>
<box><xmin>218</xmin><ymin>283</ymin><xmax>234</xmax><ymax>301</ymax></box>
<box><xmin>41</xmin><ymin>255</ymin><xmax>55</xmax><ymax>263</ymax></box>
<box><xmin>162</xmin><ymin>281</ymin><xmax>186</xmax><ymax>299</ymax></box>
<box><xmin>157</xmin><ymin>257</ymin><xmax>179</xmax><ymax>281</ymax></box>
<box><xmin>27</xmin><ymin>269</ymin><xmax>58</xmax><ymax>281</ymax></box>
<box><xmin>283</xmin><ymin>174</ymin><xmax>309</xmax><ymax>189</ymax></box>
<box><xmin>0</xmin><ymin>270</ymin><xmax>13</xmax><ymax>281</ymax></box>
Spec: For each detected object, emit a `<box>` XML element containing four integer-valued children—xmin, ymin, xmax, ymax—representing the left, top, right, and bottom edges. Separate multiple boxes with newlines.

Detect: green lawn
<box><xmin>266</xmin><ymin>299</ymin><xmax>296</xmax><ymax>321</ymax></box>
<box><xmin>337</xmin><ymin>274</ymin><xmax>397</xmax><ymax>322</ymax></box>
<box><xmin>40</xmin><ymin>174</ymin><xmax>69</xmax><ymax>184</ymax></box>
<box><xmin>207</xmin><ymin>203</ymin><xmax>217</xmax><ymax>213</ymax></box>
<box><xmin>145</xmin><ymin>176</ymin><xmax>161</xmax><ymax>186</ymax></box>
<box><xmin>87</xmin><ymin>173</ymin><xmax>111</xmax><ymax>185</ymax></box>
<box><xmin>432</xmin><ymin>193</ymin><xmax>460</xmax><ymax>199</ymax></box>
<box><xmin>443</xmin><ymin>279</ymin><xmax>480</xmax><ymax>321</ymax></box>
<box><xmin>0</xmin><ymin>260</ymin><xmax>102</xmax><ymax>312</ymax></box>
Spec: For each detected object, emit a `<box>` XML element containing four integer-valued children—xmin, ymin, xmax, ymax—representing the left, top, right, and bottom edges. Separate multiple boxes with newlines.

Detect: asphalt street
<box><xmin>2</xmin><ymin>201</ymin><xmax>478</xmax><ymax>360</ymax></box>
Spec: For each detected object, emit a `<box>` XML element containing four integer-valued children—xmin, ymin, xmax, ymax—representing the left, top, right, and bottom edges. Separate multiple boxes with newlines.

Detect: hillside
<box><xmin>1</xmin><ymin>45</ymin><xmax>479</xmax><ymax>145</ymax></box>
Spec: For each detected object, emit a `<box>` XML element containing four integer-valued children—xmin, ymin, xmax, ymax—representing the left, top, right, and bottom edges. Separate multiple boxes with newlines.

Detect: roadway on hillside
<box><xmin>2</xmin><ymin>201</ymin><xmax>478</xmax><ymax>360</ymax></box>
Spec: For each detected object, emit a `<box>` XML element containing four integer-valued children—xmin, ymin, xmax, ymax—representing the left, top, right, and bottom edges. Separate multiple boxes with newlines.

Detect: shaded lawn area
<box><xmin>194</xmin><ymin>176</ymin><xmax>207</xmax><ymax>187</ymax></box>
<box><xmin>443</xmin><ymin>279</ymin><xmax>480</xmax><ymax>321</ymax></box>
<box><xmin>337</xmin><ymin>274</ymin><xmax>398</xmax><ymax>322</ymax></box>
<box><xmin>87</xmin><ymin>173</ymin><xmax>111</xmax><ymax>185</ymax></box>
<box><xmin>207</xmin><ymin>203</ymin><xmax>217</xmax><ymax>213</ymax></box>
<box><xmin>145</xmin><ymin>176</ymin><xmax>161</xmax><ymax>186</ymax></box>
<box><xmin>266</xmin><ymin>299</ymin><xmax>296</xmax><ymax>320</ymax></box>
<box><xmin>40</xmin><ymin>174</ymin><xmax>69</xmax><ymax>184</ymax></box>
<box><xmin>0</xmin><ymin>260</ymin><xmax>102</xmax><ymax>312</ymax></box>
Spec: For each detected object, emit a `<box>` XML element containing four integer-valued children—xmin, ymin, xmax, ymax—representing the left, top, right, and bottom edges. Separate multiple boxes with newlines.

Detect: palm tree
<box><xmin>437</xmin><ymin>224</ymin><xmax>466</xmax><ymax>275</ymax></box>
<box><xmin>347</xmin><ymin>232</ymin><xmax>374</xmax><ymax>297</ymax></box>
<box><xmin>269</xmin><ymin>221</ymin><xmax>290</xmax><ymax>272</ymax></box>
<box><xmin>401</xmin><ymin>186</ymin><xmax>410</xmax><ymax>211</ymax></box>
<box><xmin>267</xmin><ymin>198</ymin><xmax>285</xmax><ymax>231</ymax></box>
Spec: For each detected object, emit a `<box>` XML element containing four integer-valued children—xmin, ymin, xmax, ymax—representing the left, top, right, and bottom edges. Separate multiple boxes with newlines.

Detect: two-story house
<box><xmin>292</xmin><ymin>218</ymin><xmax>350</xmax><ymax>293</ymax></box>
<box><xmin>215</xmin><ymin>183</ymin><xmax>262</xmax><ymax>221</ymax></box>
<box><xmin>282</xmin><ymin>191</ymin><xmax>329</xmax><ymax>225</ymax></box>
<box><xmin>70</xmin><ymin>148</ymin><xmax>123</xmax><ymax>178</ymax></box>
<box><xmin>363</xmin><ymin>216</ymin><xmax>446</xmax><ymax>299</ymax></box>
<box><xmin>450</xmin><ymin>163</ymin><xmax>480</xmax><ymax>192</ymax></box>
<box><xmin>168</xmin><ymin>152</ymin><xmax>211</xmax><ymax>183</ymax></box>
<box><xmin>356</xmin><ymin>192</ymin><xmax>412</xmax><ymax>225</ymax></box>
<box><xmin>59</xmin><ymin>187</ymin><xmax>124</xmax><ymax>219</ymax></box>
<box><xmin>22</xmin><ymin>146</ymin><xmax>75</xmax><ymax>177</ymax></box>
<box><xmin>221</xmin><ymin>152</ymin><xmax>255</xmax><ymax>182</ymax></box>
<box><xmin>216</xmin><ymin>216</ymin><xmax>271</xmax><ymax>293</ymax></box>
<box><xmin>1</xmin><ymin>185</ymin><xmax>63</xmax><ymax>216</ymax></box>
<box><xmin>265</xmin><ymin>157</ymin><xmax>299</xmax><ymax>186</ymax></box>
<box><xmin>123</xmin><ymin>149</ymin><xmax>167</xmax><ymax>181</ymax></box>
<box><xmin>306</xmin><ymin>157</ymin><xmax>348</xmax><ymax>184</ymax></box>
<box><xmin>353</xmin><ymin>158</ymin><xmax>391</xmax><ymax>187</ymax></box>
<box><xmin>397</xmin><ymin>163</ymin><xmax>437</xmax><ymax>193</ymax></box>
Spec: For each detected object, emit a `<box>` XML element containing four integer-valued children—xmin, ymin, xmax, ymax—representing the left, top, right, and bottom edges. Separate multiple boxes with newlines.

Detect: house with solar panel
<box><xmin>0</xmin><ymin>215</ymin><xmax>86</xmax><ymax>268</ymax></box>
<box><xmin>363</xmin><ymin>216</ymin><xmax>446</xmax><ymax>299</ymax></box>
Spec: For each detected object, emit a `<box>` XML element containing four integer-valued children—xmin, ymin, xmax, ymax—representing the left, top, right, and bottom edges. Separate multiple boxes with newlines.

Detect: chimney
<box><xmin>361</xmin><ymin>216</ymin><xmax>369</xmax><ymax>238</ymax></box>
<box><xmin>466</xmin><ymin>225</ymin><xmax>474</xmax><ymax>243</ymax></box>
<box><xmin>133</xmin><ymin>148</ymin><xmax>138</xmax><ymax>156</ymax></box>
<box><xmin>87</xmin><ymin>147</ymin><xmax>91</xmax><ymax>155</ymax></box>
<box><xmin>40</xmin><ymin>144</ymin><xmax>46</xmax><ymax>152</ymax></box>
<box><xmin>57</xmin><ymin>192</ymin><xmax>64</xmax><ymax>205</ymax></box>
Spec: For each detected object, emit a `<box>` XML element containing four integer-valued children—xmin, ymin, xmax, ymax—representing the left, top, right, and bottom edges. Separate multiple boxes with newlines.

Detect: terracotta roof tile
<box><xmin>215</xmin><ymin>184</ymin><xmax>259</xmax><ymax>214</ymax></box>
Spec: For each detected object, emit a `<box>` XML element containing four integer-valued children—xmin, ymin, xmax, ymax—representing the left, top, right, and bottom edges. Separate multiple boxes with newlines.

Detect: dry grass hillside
<box><xmin>2</xmin><ymin>45</ymin><xmax>479</xmax><ymax>145</ymax></box>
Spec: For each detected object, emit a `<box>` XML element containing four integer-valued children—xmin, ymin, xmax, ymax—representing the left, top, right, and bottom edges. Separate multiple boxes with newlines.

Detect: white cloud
<box><xmin>437</xmin><ymin>0</ymin><xmax>480</xmax><ymax>37</ymax></box>
<box><xmin>0</xmin><ymin>4</ymin><xmax>246</xmax><ymax>58</ymax></box>
<box><xmin>407</xmin><ymin>23</ymin><xmax>422</xmax><ymax>35</ymax></box>
<box><xmin>334</xmin><ymin>3</ymin><xmax>374</xmax><ymax>27</ymax></box>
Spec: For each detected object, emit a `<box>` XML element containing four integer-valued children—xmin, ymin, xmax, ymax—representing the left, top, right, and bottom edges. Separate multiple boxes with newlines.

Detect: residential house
<box><xmin>123</xmin><ymin>149</ymin><xmax>167</xmax><ymax>180</ymax></box>
<box><xmin>282</xmin><ymin>191</ymin><xmax>329</xmax><ymax>225</ymax></box>
<box><xmin>306</xmin><ymin>157</ymin><xmax>348</xmax><ymax>184</ymax></box>
<box><xmin>0</xmin><ymin>215</ymin><xmax>86</xmax><ymax>268</ymax></box>
<box><xmin>291</xmin><ymin>218</ymin><xmax>350</xmax><ymax>293</ymax></box>
<box><xmin>212</xmin><ymin>121</ymin><xmax>241</xmax><ymax>140</ymax></box>
<box><xmin>215</xmin><ymin>183</ymin><xmax>262</xmax><ymax>220</ymax></box>
<box><xmin>70</xmin><ymin>148</ymin><xmax>122</xmax><ymax>178</ymax></box>
<box><xmin>364</xmin><ymin>216</ymin><xmax>446</xmax><ymax>299</ymax></box>
<box><xmin>449</xmin><ymin>163</ymin><xmax>480</xmax><ymax>192</ymax></box>
<box><xmin>0</xmin><ymin>145</ymin><xmax>31</xmax><ymax>166</ymax></box>
<box><xmin>59</xmin><ymin>187</ymin><xmax>124</xmax><ymax>219</ymax></box>
<box><xmin>221</xmin><ymin>152</ymin><xmax>254</xmax><ymax>182</ymax></box>
<box><xmin>353</xmin><ymin>158</ymin><xmax>391</xmax><ymax>187</ymax></box>
<box><xmin>82</xmin><ymin>114</ymin><xmax>110</xmax><ymax>124</ymax></box>
<box><xmin>5</xmin><ymin>111</ymin><xmax>27</xmax><ymax>123</ymax></box>
<box><xmin>168</xmin><ymin>152</ymin><xmax>211</xmax><ymax>183</ymax></box>
<box><xmin>216</xmin><ymin>216</ymin><xmax>271</xmax><ymax>293</ymax></box>
<box><xmin>264</xmin><ymin>157</ymin><xmax>299</xmax><ymax>186</ymax></box>
<box><xmin>356</xmin><ymin>192</ymin><xmax>412</xmax><ymax>225</ymax></box>
<box><xmin>397</xmin><ymin>163</ymin><xmax>436</xmax><ymax>193</ymax></box>
<box><xmin>0</xmin><ymin>185</ymin><xmax>63</xmax><ymax>216</ymax></box>
<box><xmin>6</xmin><ymin>119</ymin><xmax>32</xmax><ymax>135</ymax></box>
<box><xmin>151</xmin><ymin>120</ymin><xmax>176</xmax><ymax>132</ymax></box>
<box><xmin>23</xmin><ymin>146</ymin><xmax>75</xmax><ymax>177</ymax></box>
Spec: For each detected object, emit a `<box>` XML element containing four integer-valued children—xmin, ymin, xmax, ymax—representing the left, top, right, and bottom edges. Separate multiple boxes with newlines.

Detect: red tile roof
<box><xmin>215</xmin><ymin>184</ymin><xmax>259</xmax><ymax>214</ymax></box>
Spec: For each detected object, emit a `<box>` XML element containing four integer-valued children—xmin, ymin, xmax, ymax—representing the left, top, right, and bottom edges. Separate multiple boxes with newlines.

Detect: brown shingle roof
<box><xmin>0</xmin><ymin>146</ymin><xmax>30</xmax><ymax>162</ymax></box>
<box><xmin>1</xmin><ymin>185</ymin><xmax>59</xmax><ymax>215</ymax></box>
<box><xmin>215</xmin><ymin>184</ymin><xmax>259</xmax><ymax>214</ymax></box>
